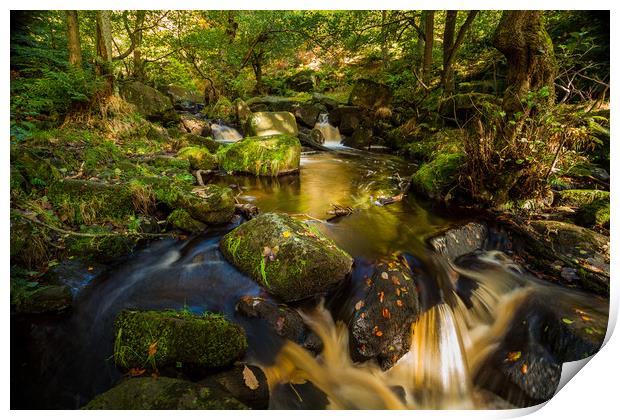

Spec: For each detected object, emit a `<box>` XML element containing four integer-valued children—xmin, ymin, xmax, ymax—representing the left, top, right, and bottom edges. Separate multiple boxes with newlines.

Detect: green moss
<box><xmin>555</xmin><ymin>189</ymin><xmax>609</xmax><ymax>207</ymax></box>
<box><xmin>208</xmin><ymin>97</ymin><xmax>235</xmax><ymax>121</ymax></box>
<box><xmin>410</xmin><ymin>153</ymin><xmax>464</xmax><ymax>198</ymax></box>
<box><xmin>65</xmin><ymin>225</ymin><xmax>135</xmax><ymax>261</ymax></box>
<box><xmin>113</xmin><ymin>309</ymin><xmax>247</xmax><ymax>372</ymax></box>
<box><xmin>217</xmin><ymin>135</ymin><xmax>301</xmax><ymax>176</ymax></box>
<box><xmin>177</xmin><ymin>146</ymin><xmax>218</xmax><ymax>170</ymax></box>
<box><xmin>576</xmin><ymin>199</ymin><xmax>610</xmax><ymax>228</ymax></box>
<box><xmin>47</xmin><ymin>179</ymin><xmax>136</xmax><ymax>226</ymax></box>
<box><xmin>220</xmin><ymin>213</ymin><xmax>353</xmax><ymax>302</ymax></box>
<box><xmin>167</xmin><ymin>209</ymin><xmax>206</xmax><ymax>233</ymax></box>
<box><xmin>83</xmin><ymin>377</ymin><xmax>249</xmax><ymax>410</ymax></box>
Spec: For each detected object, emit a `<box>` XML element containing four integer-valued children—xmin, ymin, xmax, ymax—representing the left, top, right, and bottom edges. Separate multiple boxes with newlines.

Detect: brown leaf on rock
<box><xmin>242</xmin><ymin>365</ymin><xmax>260</xmax><ymax>390</ymax></box>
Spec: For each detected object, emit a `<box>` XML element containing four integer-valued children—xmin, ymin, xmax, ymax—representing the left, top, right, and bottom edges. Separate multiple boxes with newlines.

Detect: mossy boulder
<box><xmin>246</xmin><ymin>111</ymin><xmax>298</xmax><ymax>137</ymax></box>
<box><xmin>11</xmin><ymin>282</ymin><xmax>72</xmax><ymax>315</ymax></box>
<box><xmin>178</xmin><ymin>133</ymin><xmax>221</xmax><ymax>153</ymax></box>
<box><xmin>47</xmin><ymin>179</ymin><xmax>136</xmax><ymax>225</ymax></box>
<box><xmin>65</xmin><ymin>225</ymin><xmax>136</xmax><ymax>262</ymax></box>
<box><xmin>176</xmin><ymin>185</ymin><xmax>235</xmax><ymax>225</ymax></box>
<box><xmin>113</xmin><ymin>309</ymin><xmax>248</xmax><ymax>372</ymax></box>
<box><xmin>554</xmin><ymin>189</ymin><xmax>609</xmax><ymax>207</ymax></box>
<box><xmin>166</xmin><ymin>85</ymin><xmax>204</xmax><ymax>110</ymax></box>
<box><xmin>208</xmin><ymin>97</ymin><xmax>235</xmax><ymax>121</ymax></box>
<box><xmin>575</xmin><ymin>199</ymin><xmax>610</xmax><ymax>228</ymax></box>
<box><xmin>349</xmin><ymin>79</ymin><xmax>392</xmax><ymax>110</ymax></box>
<box><xmin>220</xmin><ymin>213</ymin><xmax>353</xmax><ymax>302</ymax></box>
<box><xmin>246</xmin><ymin>96</ymin><xmax>300</xmax><ymax>113</ymax></box>
<box><xmin>285</xmin><ymin>69</ymin><xmax>317</xmax><ymax>92</ymax></box>
<box><xmin>217</xmin><ymin>135</ymin><xmax>301</xmax><ymax>176</ymax></box>
<box><xmin>180</xmin><ymin>114</ymin><xmax>210</xmax><ymax>136</ymax></box>
<box><xmin>177</xmin><ymin>146</ymin><xmax>218</xmax><ymax>170</ymax></box>
<box><xmin>120</xmin><ymin>81</ymin><xmax>174</xmax><ymax>119</ymax></box>
<box><xmin>83</xmin><ymin>377</ymin><xmax>248</xmax><ymax>410</ymax></box>
<box><xmin>328</xmin><ymin>106</ymin><xmax>362</xmax><ymax>135</ymax></box>
<box><xmin>410</xmin><ymin>153</ymin><xmax>464</xmax><ymax>199</ymax></box>
<box><xmin>167</xmin><ymin>209</ymin><xmax>206</xmax><ymax>233</ymax></box>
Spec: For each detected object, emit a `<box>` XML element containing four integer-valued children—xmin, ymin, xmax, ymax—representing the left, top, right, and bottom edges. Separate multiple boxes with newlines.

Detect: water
<box><xmin>212</xmin><ymin>123</ymin><xmax>243</xmax><ymax>142</ymax></box>
<box><xmin>11</xmin><ymin>149</ymin><xmax>608</xmax><ymax>409</ymax></box>
<box><xmin>314</xmin><ymin>113</ymin><xmax>345</xmax><ymax>149</ymax></box>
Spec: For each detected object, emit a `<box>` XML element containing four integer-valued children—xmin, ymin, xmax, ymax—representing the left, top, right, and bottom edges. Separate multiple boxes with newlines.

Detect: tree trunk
<box><xmin>493</xmin><ymin>11</ymin><xmax>557</xmax><ymax>127</ymax></box>
<box><xmin>132</xmin><ymin>11</ymin><xmax>146</xmax><ymax>79</ymax></box>
<box><xmin>415</xmin><ymin>14</ymin><xmax>424</xmax><ymax>72</ymax></box>
<box><xmin>381</xmin><ymin>10</ymin><xmax>388</xmax><ymax>69</ymax></box>
<box><xmin>442</xmin><ymin>11</ymin><xmax>457</xmax><ymax>95</ymax></box>
<box><xmin>65</xmin><ymin>11</ymin><xmax>82</xmax><ymax>69</ymax></box>
<box><xmin>96</xmin><ymin>10</ymin><xmax>114</xmax><ymax>92</ymax></box>
<box><xmin>251</xmin><ymin>52</ymin><xmax>264</xmax><ymax>94</ymax></box>
<box><xmin>441</xmin><ymin>11</ymin><xmax>478</xmax><ymax>96</ymax></box>
<box><xmin>422</xmin><ymin>10</ymin><xmax>435</xmax><ymax>84</ymax></box>
<box><xmin>226</xmin><ymin>11</ymin><xmax>238</xmax><ymax>43</ymax></box>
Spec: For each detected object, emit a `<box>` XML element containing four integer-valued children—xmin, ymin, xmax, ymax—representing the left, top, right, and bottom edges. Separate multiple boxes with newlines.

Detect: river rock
<box><xmin>285</xmin><ymin>69</ymin><xmax>317</xmax><ymax>92</ymax></box>
<box><xmin>529</xmin><ymin>220</ymin><xmax>609</xmax><ymax>293</ymax></box>
<box><xmin>113</xmin><ymin>309</ymin><xmax>247</xmax><ymax>372</ymax></box>
<box><xmin>236</xmin><ymin>296</ymin><xmax>322</xmax><ymax>353</ymax></box>
<box><xmin>179</xmin><ymin>114</ymin><xmax>210</xmax><ymax>136</ymax></box>
<box><xmin>328</xmin><ymin>106</ymin><xmax>362</xmax><ymax>135</ymax></box>
<box><xmin>220</xmin><ymin>213</ymin><xmax>353</xmax><ymax>302</ymax></box>
<box><xmin>349</xmin><ymin>256</ymin><xmax>420</xmax><ymax>370</ymax></box>
<box><xmin>201</xmin><ymin>364</ymin><xmax>270</xmax><ymax>409</ymax></box>
<box><xmin>349</xmin><ymin>79</ymin><xmax>392</xmax><ymax>110</ymax></box>
<box><xmin>83</xmin><ymin>377</ymin><xmax>248</xmax><ymax>409</ymax></box>
<box><xmin>342</xmin><ymin>126</ymin><xmax>372</xmax><ymax>149</ymax></box>
<box><xmin>311</xmin><ymin>92</ymin><xmax>339</xmax><ymax>110</ymax></box>
<box><xmin>166</xmin><ymin>85</ymin><xmax>204</xmax><ymax>111</ymax></box>
<box><xmin>293</xmin><ymin>103</ymin><xmax>323</xmax><ymax>128</ymax></box>
<box><xmin>235</xmin><ymin>98</ymin><xmax>252</xmax><ymax>125</ymax></box>
<box><xmin>120</xmin><ymin>81</ymin><xmax>174</xmax><ymax>119</ymax></box>
<box><xmin>246</xmin><ymin>111</ymin><xmax>298</xmax><ymax>137</ymax></box>
<box><xmin>12</xmin><ymin>284</ymin><xmax>73</xmax><ymax>315</ymax></box>
<box><xmin>167</xmin><ymin>209</ymin><xmax>206</xmax><ymax>233</ymax></box>
<box><xmin>217</xmin><ymin>135</ymin><xmax>301</xmax><ymax>176</ymax></box>
<box><xmin>429</xmin><ymin>222</ymin><xmax>488</xmax><ymax>261</ymax></box>
<box><xmin>246</xmin><ymin>96</ymin><xmax>300</xmax><ymax>113</ymax></box>
<box><xmin>176</xmin><ymin>146</ymin><xmax>218</xmax><ymax>170</ymax></box>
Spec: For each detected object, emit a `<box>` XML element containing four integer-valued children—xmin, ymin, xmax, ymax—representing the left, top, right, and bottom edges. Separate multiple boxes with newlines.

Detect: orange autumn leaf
<box><xmin>355</xmin><ymin>300</ymin><xmax>365</xmax><ymax>311</ymax></box>
<box><xmin>396</xmin><ymin>299</ymin><xmax>403</xmax><ymax>307</ymax></box>
<box><xmin>128</xmin><ymin>367</ymin><xmax>146</xmax><ymax>377</ymax></box>
<box><xmin>378</xmin><ymin>291</ymin><xmax>385</xmax><ymax>303</ymax></box>
<box><xmin>505</xmin><ymin>351</ymin><xmax>522</xmax><ymax>362</ymax></box>
<box><xmin>148</xmin><ymin>341</ymin><xmax>158</xmax><ymax>357</ymax></box>
<box><xmin>581</xmin><ymin>315</ymin><xmax>592</xmax><ymax>321</ymax></box>
<box><xmin>375</xmin><ymin>330</ymin><xmax>383</xmax><ymax>337</ymax></box>
<box><xmin>382</xmin><ymin>308</ymin><xmax>391</xmax><ymax>319</ymax></box>
<box><xmin>521</xmin><ymin>364</ymin><xmax>528</xmax><ymax>374</ymax></box>
<box><xmin>391</xmin><ymin>276</ymin><xmax>401</xmax><ymax>286</ymax></box>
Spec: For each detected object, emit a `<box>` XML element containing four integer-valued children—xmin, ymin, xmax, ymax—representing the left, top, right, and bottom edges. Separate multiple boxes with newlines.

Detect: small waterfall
<box><xmin>314</xmin><ymin>113</ymin><xmax>344</xmax><ymax>148</ymax></box>
<box><xmin>211</xmin><ymin>123</ymin><xmax>242</xmax><ymax>142</ymax></box>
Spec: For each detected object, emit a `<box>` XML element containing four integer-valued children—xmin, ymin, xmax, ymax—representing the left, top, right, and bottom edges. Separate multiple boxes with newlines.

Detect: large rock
<box><xmin>349</xmin><ymin>256</ymin><xmax>420</xmax><ymax>370</ymax></box>
<box><xmin>285</xmin><ymin>69</ymin><xmax>317</xmax><ymax>92</ymax></box>
<box><xmin>236</xmin><ymin>296</ymin><xmax>322</xmax><ymax>353</ymax></box>
<box><xmin>179</xmin><ymin>114</ymin><xmax>210</xmax><ymax>136</ymax></box>
<box><xmin>246</xmin><ymin>96</ymin><xmax>300</xmax><ymax>113</ymax></box>
<box><xmin>235</xmin><ymin>98</ymin><xmax>252</xmax><ymax>125</ymax></box>
<box><xmin>246</xmin><ymin>111</ymin><xmax>298</xmax><ymax>137</ymax></box>
<box><xmin>328</xmin><ymin>106</ymin><xmax>362</xmax><ymax>135</ymax></box>
<box><xmin>429</xmin><ymin>222</ymin><xmax>488</xmax><ymax>262</ymax></box>
<box><xmin>11</xmin><ymin>283</ymin><xmax>72</xmax><ymax>315</ymax></box>
<box><xmin>311</xmin><ymin>92</ymin><xmax>339</xmax><ymax>110</ymax></box>
<box><xmin>220</xmin><ymin>213</ymin><xmax>353</xmax><ymax>302</ymax></box>
<box><xmin>113</xmin><ymin>309</ymin><xmax>247</xmax><ymax>372</ymax></box>
<box><xmin>200</xmin><ymin>364</ymin><xmax>269</xmax><ymax>409</ymax></box>
<box><xmin>293</xmin><ymin>103</ymin><xmax>323</xmax><ymax>128</ymax></box>
<box><xmin>166</xmin><ymin>85</ymin><xmax>204</xmax><ymax>111</ymax></box>
<box><xmin>349</xmin><ymin>79</ymin><xmax>392</xmax><ymax>110</ymax></box>
<box><xmin>217</xmin><ymin>135</ymin><xmax>301</xmax><ymax>176</ymax></box>
<box><xmin>83</xmin><ymin>377</ymin><xmax>248</xmax><ymax>409</ymax></box>
<box><xmin>120</xmin><ymin>81</ymin><xmax>174</xmax><ymax>119</ymax></box>
<box><xmin>176</xmin><ymin>146</ymin><xmax>218</xmax><ymax>170</ymax></box>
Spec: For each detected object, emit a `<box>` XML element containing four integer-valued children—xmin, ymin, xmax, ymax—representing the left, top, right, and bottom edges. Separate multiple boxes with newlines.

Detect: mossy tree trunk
<box><xmin>493</xmin><ymin>11</ymin><xmax>557</xmax><ymax>139</ymax></box>
<box><xmin>441</xmin><ymin>10</ymin><xmax>478</xmax><ymax>96</ymax></box>
<box><xmin>95</xmin><ymin>10</ymin><xmax>114</xmax><ymax>93</ymax></box>
<box><xmin>132</xmin><ymin>10</ymin><xmax>146</xmax><ymax>80</ymax></box>
<box><xmin>422</xmin><ymin>10</ymin><xmax>435</xmax><ymax>84</ymax></box>
<box><xmin>65</xmin><ymin>11</ymin><xmax>82</xmax><ymax>69</ymax></box>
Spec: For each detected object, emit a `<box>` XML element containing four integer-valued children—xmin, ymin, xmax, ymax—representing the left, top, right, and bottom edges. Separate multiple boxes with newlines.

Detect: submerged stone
<box><xmin>217</xmin><ymin>135</ymin><xmax>301</xmax><ymax>176</ymax></box>
<box><xmin>220</xmin><ymin>213</ymin><xmax>353</xmax><ymax>302</ymax></box>
<box><xmin>83</xmin><ymin>377</ymin><xmax>248</xmax><ymax>409</ymax></box>
<box><xmin>429</xmin><ymin>222</ymin><xmax>488</xmax><ymax>261</ymax></box>
<box><xmin>246</xmin><ymin>111</ymin><xmax>299</xmax><ymax>137</ymax></box>
<box><xmin>113</xmin><ymin>309</ymin><xmax>247</xmax><ymax>372</ymax></box>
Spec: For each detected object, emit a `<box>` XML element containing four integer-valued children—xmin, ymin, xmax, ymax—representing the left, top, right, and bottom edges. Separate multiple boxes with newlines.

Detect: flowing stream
<box><xmin>211</xmin><ymin>123</ymin><xmax>243</xmax><ymax>141</ymax></box>
<box><xmin>314</xmin><ymin>113</ymin><xmax>345</xmax><ymax>149</ymax></box>
<box><xmin>11</xmin><ymin>148</ymin><xmax>608</xmax><ymax>409</ymax></box>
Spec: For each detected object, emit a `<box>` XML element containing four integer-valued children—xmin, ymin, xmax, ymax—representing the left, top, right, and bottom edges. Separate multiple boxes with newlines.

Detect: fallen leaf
<box><xmin>381</xmin><ymin>272</ymin><xmax>389</xmax><ymax>280</ymax></box>
<box><xmin>581</xmin><ymin>315</ymin><xmax>592</xmax><ymax>321</ymax></box>
<box><xmin>382</xmin><ymin>308</ymin><xmax>391</xmax><ymax>319</ymax></box>
<box><xmin>282</xmin><ymin>231</ymin><xmax>291</xmax><ymax>238</ymax></box>
<box><xmin>242</xmin><ymin>365</ymin><xmax>260</xmax><ymax>390</ymax></box>
<box><xmin>355</xmin><ymin>300</ymin><xmax>364</xmax><ymax>311</ymax></box>
<box><xmin>396</xmin><ymin>300</ymin><xmax>403</xmax><ymax>307</ymax></box>
<box><xmin>505</xmin><ymin>351</ymin><xmax>522</xmax><ymax>362</ymax></box>
<box><xmin>378</xmin><ymin>291</ymin><xmax>385</xmax><ymax>303</ymax></box>
<box><xmin>87</xmin><ymin>266</ymin><xmax>94</xmax><ymax>272</ymax></box>
<box><xmin>391</xmin><ymin>276</ymin><xmax>401</xmax><ymax>286</ymax></box>
<box><xmin>128</xmin><ymin>367</ymin><xmax>146</xmax><ymax>377</ymax></box>
<box><xmin>521</xmin><ymin>364</ymin><xmax>528</xmax><ymax>374</ymax></box>
<box><xmin>375</xmin><ymin>330</ymin><xmax>383</xmax><ymax>337</ymax></box>
<box><xmin>148</xmin><ymin>341</ymin><xmax>158</xmax><ymax>357</ymax></box>
<box><xmin>562</xmin><ymin>318</ymin><xmax>574</xmax><ymax>325</ymax></box>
